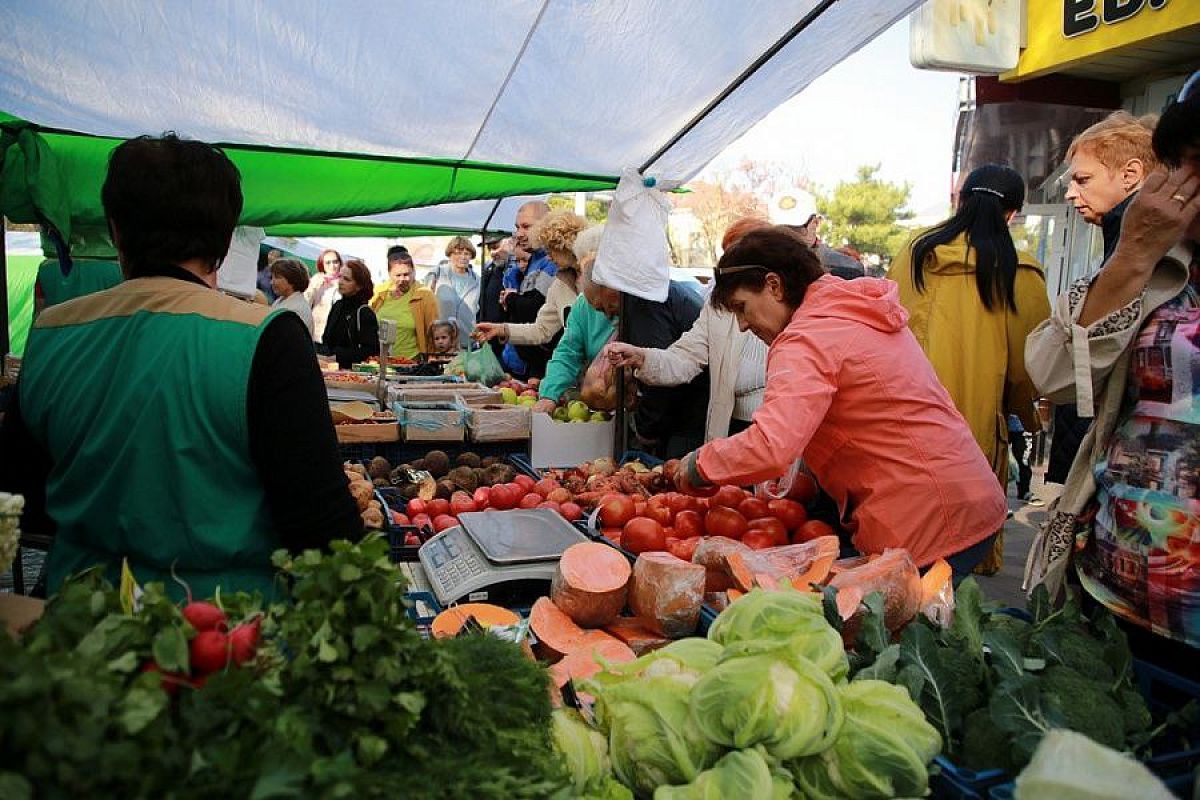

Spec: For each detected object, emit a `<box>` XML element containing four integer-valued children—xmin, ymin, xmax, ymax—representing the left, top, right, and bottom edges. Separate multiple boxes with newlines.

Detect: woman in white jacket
<box><xmin>473</xmin><ymin>214</ymin><xmax>594</xmax><ymax>349</ymax></box>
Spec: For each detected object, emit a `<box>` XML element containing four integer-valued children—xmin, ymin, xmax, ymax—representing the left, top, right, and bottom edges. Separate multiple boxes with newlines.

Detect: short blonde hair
<box><xmin>445</xmin><ymin>235</ymin><xmax>477</xmax><ymax>258</ymax></box>
<box><xmin>531</xmin><ymin>211</ymin><xmax>587</xmax><ymax>257</ymax></box>
<box><xmin>573</xmin><ymin>224</ymin><xmax>604</xmax><ymax>262</ymax></box>
<box><xmin>1066</xmin><ymin>111</ymin><xmax>1159</xmax><ymax>172</ymax></box>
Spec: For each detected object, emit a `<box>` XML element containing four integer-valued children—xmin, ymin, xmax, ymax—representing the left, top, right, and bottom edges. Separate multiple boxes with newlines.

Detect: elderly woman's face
<box><xmin>449</xmin><ymin>246</ymin><xmax>472</xmax><ymax>269</ymax></box>
<box><xmin>726</xmin><ymin>273</ymin><xmax>794</xmax><ymax>344</ymax></box>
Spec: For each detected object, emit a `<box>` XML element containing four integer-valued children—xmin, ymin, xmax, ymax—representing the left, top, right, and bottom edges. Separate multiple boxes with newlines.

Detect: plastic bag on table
<box><xmin>443</xmin><ymin>351</ymin><xmax>467</xmax><ymax>378</ymax></box>
<box><xmin>462</xmin><ymin>344</ymin><xmax>506</xmax><ymax>387</ymax></box>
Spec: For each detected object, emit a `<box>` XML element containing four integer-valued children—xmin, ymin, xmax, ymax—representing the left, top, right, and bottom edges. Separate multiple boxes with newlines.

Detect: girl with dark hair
<box><xmin>674</xmin><ymin>227</ymin><xmax>1006</xmax><ymax>578</ymax></box>
<box><xmin>320</xmin><ymin>258</ymin><xmax>379</xmax><ymax>368</ymax></box>
<box><xmin>889</xmin><ymin>164</ymin><xmax>1050</xmax><ymax>574</ymax></box>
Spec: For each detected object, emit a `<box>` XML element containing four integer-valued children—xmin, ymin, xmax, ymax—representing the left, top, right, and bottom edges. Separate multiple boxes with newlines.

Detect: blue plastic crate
<box><xmin>404</xmin><ymin>590</ymin><xmax>441</xmax><ymax>638</ymax></box>
<box><xmin>987</xmin><ymin>784</ymin><xmax>1013</xmax><ymax>800</ymax></box>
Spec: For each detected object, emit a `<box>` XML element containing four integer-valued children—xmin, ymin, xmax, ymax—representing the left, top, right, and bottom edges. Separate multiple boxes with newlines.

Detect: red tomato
<box><xmin>546</xmin><ymin>487</ymin><xmax>572</xmax><ymax>505</ymax></box>
<box><xmin>643</xmin><ymin>499</ymin><xmax>672</xmax><ymax>527</ymax></box>
<box><xmin>705</xmin><ymin>507</ymin><xmax>748</xmax><ymax>539</ymax></box>
<box><xmin>433</xmin><ymin>514</ymin><xmax>458</xmax><ymax>532</ymax></box>
<box><xmin>623</xmin><ymin>517</ymin><xmax>667</xmax><ymax>554</ymax></box>
<box><xmin>711</xmin><ymin>485</ymin><xmax>746</xmax><ymax>510</ymax></box>
<box><xmin>738</xmin><ymin>497</ymin><xmax>770</xmax><ymax>520</ymax></box>
<box><xmin>788</xmin><ymin>473</ymin><xmax>819</xmax><ymax>505</ymax></box>
<box><xmin>538</xmin><ymin>500</ymin><xmax>562</xmax><ymax>514</ymax></box>
<box><xmin>427</xmin><ymin>498</ymin><xmax>450</xmax><ymax>518</ymax></box>
<box><xmin>599</xmin><ymin>493</ymin><xmax>637</xmax><ymax>528</ymax></box>
<box><xmin>449</xmin><ymin>492</ymin><xmax>477</xmax><ymax>516</ymax></box>
<box><xmin>794</xmin><ymin>519</ymin><xmax>836</xmax><ymax>544</ymax></box>
<box><xmin>518</xmin><ymin>493</ymin><xmax>544</xmax><ymax>509</ymax></box>
<box><xmin>534</xmin><ymin>478</ymin><xmax>560</xmax><ymax>496</ymax></box>
<box><xmin>634</xmin><ymin>501</ymin><xmax>647</xmax><ymax>518</ymax></box>
<box><xmin>667</xmin><ymin>492</ymin><xmax>696</xmax><ymax>516</ymax></box>
<box><xmin>674</xmin><ymin>509</ymin><xmax>704</xmax><ymax>539</ymax></box>
<box><xmin>559</xmin><ymin>502</ymin><xmax>583</xmax><ymax>522</ymax></box>
<box><xmin>767</xmin><ymin>498</ymin><xmax>808</xmax><ymax>530</ymax></box>
<box><xmin>472</xmin><ymin>486</ymin><xmax>491</xmax><ymax>508</ymax></box>
<box><xmin>406</xmin><ymin>498</ymin><xmax>428</xmax><ymax>516</ymax></box>
<box><xmin>747</xmin><ymin>516</ymin><xmax>789</xmax><ymax>547</ymax></box>
<box><xmin>669</xmin><ymin>536</ymin><xmax>702</xmax><ymax>562</ymax></box>
<box><xmin>742</xmin><ymin>529</ymin><xmax>778</xmax><ymax>550</ymax></box>
<box><xmin>412</xmin><ymin>513</ymin><xmax>433</xmax><ymax>530</ymax></box>
<box><xmin>391</xmin><ymin>511</ymin><xmax>411</xmax><ymax>526</ymax></box>
<box><xmin>403</xmin><ymin>533</ymin><xmax>421</xmax><ymax>546</ymax></box>
<box><xmin>514</xmin><ymin>474</ymin><xmax>536</xmax><ymax>492</ymax></box>
<box><xmin>489</xmin><ymin>484</ymin><xmax>519</xmax><ymax>510</ymax></box>
<box><xmin>601</xmin><ymin>528</ymin><xmax>623</xmax><ymax>546</ymax></box>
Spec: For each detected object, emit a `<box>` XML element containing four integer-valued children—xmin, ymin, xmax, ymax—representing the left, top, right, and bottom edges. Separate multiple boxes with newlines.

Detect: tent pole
<box><xmin>613</xmin><ymin>293</ymin><xmax>628</xmax><ymax>458</ymax></box>
<box><xmin>0</xmin><ymin>219</ymin><xmax>9</xmax><ymax>358</ymax></box>
<box><xmin>638</xmin><ymin>0</ymin><xmax>837</xmax><ymax>174</ymax></box>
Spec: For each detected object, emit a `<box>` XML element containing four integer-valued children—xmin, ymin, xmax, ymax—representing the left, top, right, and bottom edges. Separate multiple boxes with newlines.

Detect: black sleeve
<box><xmin>505</xmin><ymin>289</ymin><xmax>547</xmax><ymax>324</ymax></box>
<box><xmin>355</xmin><ymin>307</ymin><xmax>380</xmax><ymax>363</ymax></box>
<box><xmin>0</xmin><ymin>386</ymin><xmax>56</xmax><ymax>537</ymax></box>
<box><xmin>247</xmin><ymin>313</ymin><xmax>362</xmax><ymax>551</ymax></box>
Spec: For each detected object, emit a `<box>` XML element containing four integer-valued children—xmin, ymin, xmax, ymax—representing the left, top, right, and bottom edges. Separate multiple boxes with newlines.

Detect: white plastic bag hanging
<box><xmin>755</xmin><ymin>458</ymin><xmax>803</xmax><ymax>500</ymax></box>
<box><xmin>592</xmin><ymin>168</ymin><xmax>682</xmax><ymax>302</ymax></box>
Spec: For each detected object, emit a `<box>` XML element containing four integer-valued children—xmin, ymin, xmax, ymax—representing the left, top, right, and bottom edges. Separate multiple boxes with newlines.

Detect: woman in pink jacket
<box><xmin>675</xmin><ymin>227</ymin><xmax>1006</xmax><ymax>574</ymax></box>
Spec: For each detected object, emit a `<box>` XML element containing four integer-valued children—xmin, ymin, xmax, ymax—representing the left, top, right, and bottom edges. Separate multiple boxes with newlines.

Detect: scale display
<box><xmin>417</xmin><ymin>508</ymin><xmax>587</xmax><ymax>606</ymax></box>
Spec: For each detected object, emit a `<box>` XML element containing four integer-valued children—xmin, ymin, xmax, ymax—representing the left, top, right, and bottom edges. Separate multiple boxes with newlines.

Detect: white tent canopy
<box><xmin>0</xmin><ymin>0</ymin><xmax>917</xmax><ymax>186</ymax></box>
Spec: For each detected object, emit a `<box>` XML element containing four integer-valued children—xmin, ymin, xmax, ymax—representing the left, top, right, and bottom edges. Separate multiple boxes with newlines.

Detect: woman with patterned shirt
<box><xmin>1025</xmin><ymin>74</ymin><xmax>1200</xmax><ymax>654</ymax></box>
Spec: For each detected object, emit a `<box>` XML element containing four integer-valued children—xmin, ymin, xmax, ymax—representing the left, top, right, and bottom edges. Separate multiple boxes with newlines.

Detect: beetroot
<box><xmin>190</xmin><ymin>629</ymin><xmax>232</xmax><ymax>674</ymax></box>
<box><xmin>182</xmin><ymin>601</ymin><xmax>228</xmax><ymax>632</ymax></box>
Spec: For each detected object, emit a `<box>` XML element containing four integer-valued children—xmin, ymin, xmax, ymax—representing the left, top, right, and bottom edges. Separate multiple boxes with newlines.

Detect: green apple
<box><xmin>552</xmin><ymin>406</ymin><xmax>570</xmax><ymax>422</ymax></box>
<box><xmin>517</xmin><ymin>396</ymin><xmax>536</xmax><ymax>407</ymax></box>
<box><xmin>499</xmin><ymin>387</ymin><xmax>518</xmax><ymax>405</ymax></box>
<box><xmin>590</xmin><ymin>411</ymin><xmax>608</xmax><ymax>422</ymax></box>
<box><xmin>567</xmin><ymin>400</ymin><xmax>590</xmax><ymax>422</ymax></box>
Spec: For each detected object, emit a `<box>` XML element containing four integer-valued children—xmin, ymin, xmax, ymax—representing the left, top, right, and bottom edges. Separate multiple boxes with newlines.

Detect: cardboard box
<box><xmin>398</xmin><ymin>400</ymin><xmax>467</xmax><ymax>442</ymax></box>
<box><xmin>529</xmin><ymin>412</ymin><xmax>614</xmax><ymax>469</ymax></box>
<box><xmin>467</xmin><ymin>399</ymin><xmax>532</xmax><ymax>442</ymax></box>
<box><xmin>335</xmin><ymin>422</ymin><xmax>401</xmax><ymax>443</ymax></box>
<box><xmin>389</xmin><ymin>385</ymin><xmax>500</xmax><ymax>406</ymax></box>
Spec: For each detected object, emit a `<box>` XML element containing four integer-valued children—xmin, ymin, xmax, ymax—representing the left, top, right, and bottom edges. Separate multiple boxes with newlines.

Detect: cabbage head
<box><xmin>589</xmin><ymin>638</ymin><xmax>722</xmax><ymax>691</ymax></box>
<box><xmin>552</xmin><ymin>708</ymin><xmax>613</xmax><ymax>794</ymax></box>
<box><xmin>593</xmin><ymin>675</ymin><xmax>721</xmax><ymax>796</ymax></box>
<box><xmin>688</xmin><ymin>651</ymin><xmax>842</xmax><ymax>759</ymax></box>
<box><xmin>706</xmin><ymin>589</ymin><xmax>847</xmax><ymax>681</ymax></box>
<box><xmin>652</xmin><ymin>748</ymin><xmax>793</xmax><ymax>800</ymax></box>
<box><xmin>1014</xmin><ymin>729</ymin><xmax>1174</xmax><ymax>800</ymax></box>
<box><xmin>789</xmin><ymin>679</ymin><xmax>941</xmax><ymax>799</ymax></box>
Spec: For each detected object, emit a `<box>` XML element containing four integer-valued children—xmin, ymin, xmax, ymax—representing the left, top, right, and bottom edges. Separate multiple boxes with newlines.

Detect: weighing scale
<box><xmin>417</xmin><ymin>508</ymin><xmax>587</xmax><ymax>607</ymax></box>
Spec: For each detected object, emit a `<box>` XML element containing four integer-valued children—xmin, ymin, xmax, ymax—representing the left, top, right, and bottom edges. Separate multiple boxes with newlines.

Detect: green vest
<box><xmin>21</xmin><ymin>277</ymin><xmax>285</xmax><ymax>600</ymax></box>
<box><xmin>36</xmin><ymin>258</ymin><xmax>124</xmax><ymax>308</ymax></box>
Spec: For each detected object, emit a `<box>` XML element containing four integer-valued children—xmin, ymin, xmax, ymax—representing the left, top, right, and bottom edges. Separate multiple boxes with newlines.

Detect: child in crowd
<box><xmin>426</xmin><ymin>319</ymin><xmax>459</xmax><ymax>362</ymax></box>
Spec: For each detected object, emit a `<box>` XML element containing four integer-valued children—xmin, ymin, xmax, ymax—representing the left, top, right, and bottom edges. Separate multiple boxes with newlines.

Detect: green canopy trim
<box><xmin>263</xmin><ymin>220</ymin><xmax>510</xmax><ymax>239</ymax></box>
<box><xmin>0</xmin><ymin>118</ymin><xmax>617</xmax><ymax>241</ymax></box>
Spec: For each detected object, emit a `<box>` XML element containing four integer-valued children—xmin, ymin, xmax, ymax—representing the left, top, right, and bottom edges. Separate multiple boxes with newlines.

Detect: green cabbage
<box><xmin>706</xmin><ymin>589</ymin><xmax>848</xmax><ymax>681</ymax></box>
<box><xmin>652</xmin><ymin>749</ymin><xmax>793</xmax><ymax>800</ymax></box>
<box><xmin>789</xmin><ymin>679</ymin><xmax>941</xmax><ymax>799</ymax></box>
<box><xmin>688</xmin><ymin>651</ymin><xmax>843</xmax><ymax>759</ymax></box>
<box><xmin>591</xmin><ymin>675</ymin><xmax>721</xmax><ymax>796</ymax></box>
<box><xmin>552</xmin><ymin>708</ymin><xmax>613</xmax><ymax>794</ymax></box>
<box><xmin>1013</xmin><ymin>729</ymin><xmax>1174</xmax><ymax>800</ymax></box>
<box><xmin>589</xmin><ymin>638</ymin><xmax>722</xmax><ymax>690</ymax></box>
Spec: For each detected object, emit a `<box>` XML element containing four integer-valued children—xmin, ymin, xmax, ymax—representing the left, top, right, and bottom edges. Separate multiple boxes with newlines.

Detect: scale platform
<box><xmin>417</xmin><ymin>508</ymin><xmax>587</xmax><ymax>607</ymax></box>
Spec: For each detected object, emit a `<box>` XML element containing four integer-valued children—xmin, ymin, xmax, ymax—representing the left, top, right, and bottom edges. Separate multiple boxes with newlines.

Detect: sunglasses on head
<box><xmin>715</xmin><ymin>263</ymin><xmax>770</xmax><ymax>276</ymax></box>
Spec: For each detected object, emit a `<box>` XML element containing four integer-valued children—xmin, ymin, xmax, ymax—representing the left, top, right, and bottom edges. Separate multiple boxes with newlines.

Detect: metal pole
<box><xmin>0</xmin><ymin>219</ymin><xmax>9</xmax><ymax>358</ymax></box>
<box><xmin>613</xmin><ymin>293</ymin><xmax>629</xmax><ymax>458</ymax></box>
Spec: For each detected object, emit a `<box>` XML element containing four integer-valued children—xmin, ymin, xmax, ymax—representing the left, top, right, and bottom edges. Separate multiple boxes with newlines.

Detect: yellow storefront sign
<box><xmin>1004</xmin><ymin>0</ymin><xmax>1200</xmax><ymax>80</ymax></box>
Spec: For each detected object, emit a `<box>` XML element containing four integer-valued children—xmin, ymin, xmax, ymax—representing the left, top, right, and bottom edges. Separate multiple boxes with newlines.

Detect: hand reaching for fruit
<box><xmin>472</xmin><ymin>322</ymin><xmax>507</xmax><ymax>342</ymax></box>
<box><xmin>533</xmin><ymin>398</ymin><xmax>558</xmax><ymax>415</ymax></box>
<box><xmin>604</xmin><ymin>341</ymin><xmax>646</xmax><ymax>371</ymax></box>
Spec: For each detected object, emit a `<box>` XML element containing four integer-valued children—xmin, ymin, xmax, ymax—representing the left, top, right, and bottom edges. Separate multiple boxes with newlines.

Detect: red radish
<box><xmin>747</xmin><ymin>516</ymin><xmax>790</xmax><ymax>547</ymax></box>
<box><xmin>599</xmin><ymin>494</ymin><xmax>636</xmax><ymax>528</ymax></box>
<box><xmin>794</xmin><ymin>519</ymin><xmax>835</xmax><ymax>543</ymax></box>
<box><xmin>546</xmin><ymin>487</ymin><xmax>572</xmax><ymax>505</ymax></box>
<box><xmin>190</xmin><ymin>629</ymin><xmax>232</xmax><ymax>674</ymax></box>
<box><xmin>514</xmin><ymin>474</ymin><xmax>536</xmax><ymax>492</ymax></box>
<box><xmin>433</xmin><ymin>514</ymin><xmax>458</xmax><ymax>532</ymax></box>
<box><xmin>622</xmin><ymin>517</ymin><xmax>667</xmax><ymax>554</ymax></box>
<box><xmin>738</xmin><ymin>497</ymin><xmax>770</xmax><ymax>521</ymax></box>
<box><xmin>229</xmin><ymin>617</ymin><xmax>262</xmax><ymax>665</ymax></box>
<box><xmin>142</xmin><ymin>661</ymin><xmax>184</xmax><ymax>696</ymax></box>
<box><xmin>767</xmin><ymin>498</ymin><xmax>808</xmax><ymax>530</ymax></box>
<box><xmin>559</xmin><ymin>502</ymin><xmax>583</xmax><ymax>522</ymax></box>
<box><xmin>534</xmin><ymin>478</ymin><xmax>560</xmax><ymax>496</ymax></box>
<box><xmin>711</xmin><ymin>485</ymin><xmax>746</xmax><ymax>510</ymax></box>
<box><xmin>182</xmin><ymin>601</ymin><xmax>228</xmax><ymax>632</ymax></box>
<box><xmin>519</xmin><ymin>492</ymin><xmax>544</xmax><ymax>509</ymax></box>
<box><xmin>407</xmin><ymin>498</ymin><xmax>428</xmax><ymax>516</ymax></box>
<box><xmin>449</xmin><ymin>491</ymin><xmax>477</xmax><ymax>516</ymax></box>
<box><xmin>705</xmin><ymin>507</ymin><xmax>748</xmax><ymax>540</ymax></box>
<box><xmin>674</xmin><ymin>509</ymin><xmax>704</xmax><ymax>539</ymax></box>
<box><xmin>472</xmin><ymin>486</ymin><xmax>492</xmax><ymax>508</ymax></box>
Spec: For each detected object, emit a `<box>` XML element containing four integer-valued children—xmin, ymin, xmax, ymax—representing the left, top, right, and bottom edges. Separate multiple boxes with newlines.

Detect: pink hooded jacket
<box><xmin>697</xmin><ymin>275</ymin><xmax>1006</xmax><ymax>567</ymax></box>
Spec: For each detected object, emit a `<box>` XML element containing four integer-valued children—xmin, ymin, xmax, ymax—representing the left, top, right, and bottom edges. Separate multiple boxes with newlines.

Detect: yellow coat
<box><xmin>889</xmin><ymin>231</ymin><xmax>1050</xmax><ymax>478</ymax></box>
<box><xmin>369</xmin><ymin>282</ymin><xmax>441</xmax><ymax>353</ymax></box>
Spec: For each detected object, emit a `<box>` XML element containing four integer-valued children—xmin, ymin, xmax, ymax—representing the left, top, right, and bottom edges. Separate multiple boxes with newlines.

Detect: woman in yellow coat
<box><xmin>889</xmin><ymin>164</ymin><xmax>1050</xmax><ymax>573</ymax></box>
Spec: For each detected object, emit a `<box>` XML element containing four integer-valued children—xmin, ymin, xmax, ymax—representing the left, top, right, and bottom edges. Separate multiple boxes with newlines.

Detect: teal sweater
<box><xmin>538</xmin><ymin>295</ymin><xmax>616</xmax><ymax>402</ymax></box>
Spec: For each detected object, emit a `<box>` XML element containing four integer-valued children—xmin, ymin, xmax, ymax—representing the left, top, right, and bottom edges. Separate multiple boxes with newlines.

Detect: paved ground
<box><xmin>974</xmin><ymin>465</ymin><xmax>1056</xmax><ymax>609</ymax></box>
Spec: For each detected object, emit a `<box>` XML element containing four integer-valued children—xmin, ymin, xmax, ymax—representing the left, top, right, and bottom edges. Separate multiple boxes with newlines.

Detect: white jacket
<box><xmin>506</xmin><ymin>276</ymin><xmax>578</xmax><ymax>346</ymax></box>
<box><xmin>636</xmin><ymin>301</ymin><xmax>757</xmax><ymax>441</ymax></box>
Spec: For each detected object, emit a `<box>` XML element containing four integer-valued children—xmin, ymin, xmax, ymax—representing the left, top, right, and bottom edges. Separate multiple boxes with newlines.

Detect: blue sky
<box><xmin>704</xmin><ymin>19</ymin><xmax>965</xmax><ymax>217</ymax></box>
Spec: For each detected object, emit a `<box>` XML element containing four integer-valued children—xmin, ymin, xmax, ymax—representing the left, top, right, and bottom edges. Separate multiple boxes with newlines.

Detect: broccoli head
<box><xmin>961</xmin><ymin>707</ymin><xmax>1015</xmax><ymax>772</ymax></box>
<box><xmin>1039</xmin><ymin>665</ymin><xmax>1125</xmax><ymax>750</ymax></box>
